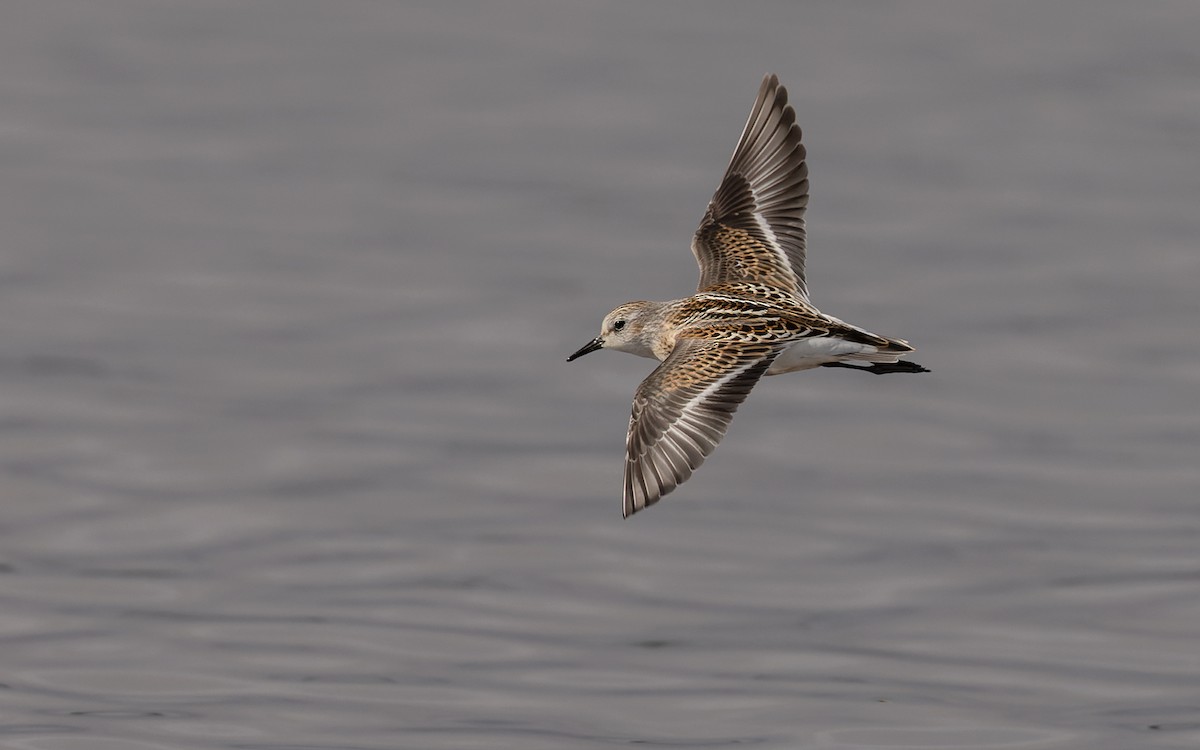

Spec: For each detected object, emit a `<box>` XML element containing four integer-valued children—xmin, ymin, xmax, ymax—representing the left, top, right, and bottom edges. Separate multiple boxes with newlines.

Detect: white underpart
<box><xmin>767</xmin><ymin>337</ymin><xmax>899</xmax><ymax>375</ymax></box>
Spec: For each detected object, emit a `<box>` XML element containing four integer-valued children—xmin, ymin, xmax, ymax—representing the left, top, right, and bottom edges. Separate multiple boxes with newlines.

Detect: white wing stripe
<box><xmin>751</xmin><ymin>212</ymin><xmax>786</xmax><ymax>268</ymax></box>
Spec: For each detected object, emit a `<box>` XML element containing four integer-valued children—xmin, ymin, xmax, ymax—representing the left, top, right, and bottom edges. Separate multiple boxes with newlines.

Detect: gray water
<box><xmin>2</xmin><ymin>2</ymin><xmax>1198</xmax><ymax>748</ymax></box>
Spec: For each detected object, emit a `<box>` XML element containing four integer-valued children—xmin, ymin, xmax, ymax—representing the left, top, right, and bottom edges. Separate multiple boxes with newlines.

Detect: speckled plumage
<box><xmin>568</xmin><ymin>75</ymin><xmax>928</xmax><ymax>517</ymax></box>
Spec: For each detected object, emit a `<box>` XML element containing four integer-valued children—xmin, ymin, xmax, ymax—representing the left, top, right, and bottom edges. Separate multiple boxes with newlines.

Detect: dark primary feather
<box><xmin>691</xmin><ymin>74</ymin><xmax>810</xmax><ymax>298</ymax></box>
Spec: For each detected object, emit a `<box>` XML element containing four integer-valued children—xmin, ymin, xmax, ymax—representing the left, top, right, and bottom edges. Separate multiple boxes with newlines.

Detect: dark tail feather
<box><xmin>822</xmin><ymin>361</ymin><xmax>930</xmax><ymax>375</ymax></box>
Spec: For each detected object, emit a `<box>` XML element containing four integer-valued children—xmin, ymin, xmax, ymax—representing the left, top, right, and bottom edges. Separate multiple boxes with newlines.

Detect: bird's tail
<box><xmin>822</xmin><ymin>334</ymin><xmax>929</xmax><ymax>374</ymax></box>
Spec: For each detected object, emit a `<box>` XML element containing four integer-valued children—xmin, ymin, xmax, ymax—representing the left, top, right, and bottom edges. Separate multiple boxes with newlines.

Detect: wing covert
<box><xmin>623</xmin><ymin>338</ymin><xmax>781</xmax><ymax>517</ymax></box>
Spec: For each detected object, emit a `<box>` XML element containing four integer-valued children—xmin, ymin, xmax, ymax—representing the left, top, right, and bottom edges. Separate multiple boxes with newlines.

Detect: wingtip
<box><xmin>622</xmin><ymin>497</ymin><xmax>647</xmax><ymax>519</ymax></box>
<box><xmin>622</xmin><ymin>482</ymin><xmax>644</xmax><ymax>519</ymax></box>
<box><xmin>760</xmin><ymin>73</ymin><xmax>787</xmax><ymax>104</ymax></box>
<box><xmin>622</xmin><ymin>493</ymin><xmax>640</xmax><ymax>519</ymax></box>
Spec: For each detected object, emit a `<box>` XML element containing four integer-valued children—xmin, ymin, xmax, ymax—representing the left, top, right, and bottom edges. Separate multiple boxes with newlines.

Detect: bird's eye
<box><xmin>613</xmin><ymin>320</ymin><xmax>627</xmax><ymax>332</ymax></box>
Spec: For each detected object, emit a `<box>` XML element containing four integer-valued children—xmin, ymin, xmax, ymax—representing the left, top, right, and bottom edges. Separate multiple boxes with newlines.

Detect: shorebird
<box><xmin>568</xmin><ymin>75</ymin><xmax>928</xmax><ymax>517</ymax></box>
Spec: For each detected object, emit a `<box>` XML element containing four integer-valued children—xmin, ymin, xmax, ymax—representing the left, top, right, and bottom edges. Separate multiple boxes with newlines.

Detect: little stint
<box><xmin>568</xmin><ymin>75</ymin><xmax>929</xmax><ymax>517</ymax></box>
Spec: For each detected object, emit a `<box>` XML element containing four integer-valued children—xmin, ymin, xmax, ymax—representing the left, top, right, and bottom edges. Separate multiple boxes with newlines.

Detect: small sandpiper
<box><xmin>568</xmin><ymin>75</ymin><xmax>928</xmax><ymax>517</ymax></box>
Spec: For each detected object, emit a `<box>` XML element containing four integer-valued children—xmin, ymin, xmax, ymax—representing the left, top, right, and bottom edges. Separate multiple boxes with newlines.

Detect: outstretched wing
<box><xmin>624</xmin><ymin>337</ymin><xmax>782</xmax><ymax>517</ymax></box>
<box><xmin>691</xmin><ymin>74</ymin><xmax>809</xmax><ymax>298</ymax></box>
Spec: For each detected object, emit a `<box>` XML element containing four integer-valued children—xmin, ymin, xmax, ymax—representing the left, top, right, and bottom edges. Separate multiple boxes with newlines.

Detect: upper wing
<box><xmin>691</xmin><ymin>74</ymin><xmax>810</xmax><ymax>298</ymax></box>
<box><xmin>624</xmin><ymin>337</ymin><xmax>782</xmax><ymax>517</ymax></box>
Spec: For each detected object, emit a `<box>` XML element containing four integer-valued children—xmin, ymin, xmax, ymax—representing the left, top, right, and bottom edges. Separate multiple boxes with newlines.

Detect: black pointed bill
<box><xmin>566</xmin><ymin>336</ymin><xmax>604</xmax><ymax>362</ymax></box>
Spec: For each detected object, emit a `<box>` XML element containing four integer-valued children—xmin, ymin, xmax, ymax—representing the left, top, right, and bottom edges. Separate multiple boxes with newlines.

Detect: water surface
<box><xmin>1</xmin><ymin>2</ymin><xmax>1198</xmax><ymax>748</ymax></box>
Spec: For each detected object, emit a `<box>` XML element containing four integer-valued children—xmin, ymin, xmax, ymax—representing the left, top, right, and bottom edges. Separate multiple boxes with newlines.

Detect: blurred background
<box><xmin>1</xmin><ymin>2</ymin><xmax>1198</xmax><ymax>748</ymax></box>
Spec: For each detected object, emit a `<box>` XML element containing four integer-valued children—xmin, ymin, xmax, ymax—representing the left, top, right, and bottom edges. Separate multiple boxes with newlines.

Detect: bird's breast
<box><xmin>651</xmin><ymin>330</ymin><xmax>677</xmax><ymax>360</ymax></box>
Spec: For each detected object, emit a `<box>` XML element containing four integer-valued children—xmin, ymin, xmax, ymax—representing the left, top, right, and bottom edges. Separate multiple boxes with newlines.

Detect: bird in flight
<box><xmin>568</xmin><ymin>75</ymin><xmax>928</xmax><ymax>517</ymax></box>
